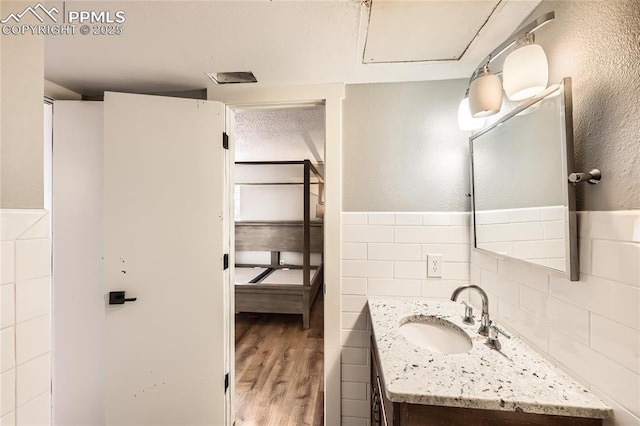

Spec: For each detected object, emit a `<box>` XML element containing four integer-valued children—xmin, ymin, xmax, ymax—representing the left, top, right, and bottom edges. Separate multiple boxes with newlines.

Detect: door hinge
<box><xmin>222</xmin><ymin>132</ymin><xmax>229</xmax><ymax>150</ymax></box>
<box><xmin>223</xmin><ymin>253</ymin><xmax>229</xmax><ymax>270</ymax></box>
<box><xmin>224</xmin><ymin>372</ymin><xmax>230</xmax><ymax>392</ymax></box>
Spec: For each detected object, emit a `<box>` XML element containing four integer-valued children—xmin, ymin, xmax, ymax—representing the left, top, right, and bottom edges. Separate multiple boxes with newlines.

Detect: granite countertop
<box><xmin>368</xmin><ymin>297</ymin><xmax>612</xmax><ymax>419</ymax></box>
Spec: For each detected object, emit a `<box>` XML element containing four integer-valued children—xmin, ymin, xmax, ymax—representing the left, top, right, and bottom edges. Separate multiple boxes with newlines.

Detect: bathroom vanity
<box><xmin>368</xmin><ymin>298</ymin><xmax>611</xmax><ymax>426</ymax></box>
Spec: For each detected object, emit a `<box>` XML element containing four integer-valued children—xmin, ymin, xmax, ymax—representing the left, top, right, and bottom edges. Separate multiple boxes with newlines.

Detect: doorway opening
<box><xmin>230</xmin><ymin>104</ymin><xmax>326</xmax><ymax>425</ymax></box>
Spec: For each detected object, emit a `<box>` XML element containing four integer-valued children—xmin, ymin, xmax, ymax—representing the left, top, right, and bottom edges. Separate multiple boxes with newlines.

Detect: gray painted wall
<box><xmin>343</xmin><ymin>79</ymin><xmax>470</xmax><ymax>212</ymax></box>
<box><xmin>0</xmin><ymin>1</ymin><xmax>45</xmax><ymax>208</ymax></box>
<box><xmin>526</xmin><ymin>0</ymin><xmax>640</xmax><ymax>211</ymax></box>
<box><xmin>343</xmin><ymin>1</ymin><xmax>639</xmax><ymax>212</ymax></box>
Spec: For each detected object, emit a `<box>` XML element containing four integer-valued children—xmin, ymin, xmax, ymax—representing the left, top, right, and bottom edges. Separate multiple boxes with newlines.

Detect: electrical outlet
<box><xmin>279</xmin><ymin>259</ymin><xmax>285</xmax><ymax>266</ymax></box>
<box><xmin>427</xmin><ymin>254</ymin><xmax>442</xmax><ymax>278</ymax></box>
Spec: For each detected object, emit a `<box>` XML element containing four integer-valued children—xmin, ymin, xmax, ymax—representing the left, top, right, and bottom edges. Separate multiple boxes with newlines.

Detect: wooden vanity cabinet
<box><xmin>370</xmin><ymin>338</ymin><xmax>602</xmax><ymax>426</ymax></box>
<box><xmin>371</xmin><ymin>338</ymin><xmax>396</xmax><ymax>426</ymax></box>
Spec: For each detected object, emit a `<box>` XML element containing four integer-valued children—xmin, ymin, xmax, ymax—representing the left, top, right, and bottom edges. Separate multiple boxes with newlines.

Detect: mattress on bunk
<box><xmin>234</xmin><ymin>267</ymin><xmax>268</xmax><ymax>284</ymax></box>
<box><xmin>260</xmin><ymin>268</ymin><xmax>318</xmax><ymax>285</ymax></box>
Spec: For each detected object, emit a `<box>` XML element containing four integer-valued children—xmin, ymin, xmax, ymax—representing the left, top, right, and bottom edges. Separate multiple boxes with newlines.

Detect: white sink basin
<box><xmin>399</xmin><ymin>316</ymin><xmax>472</xmax><ymax>354</ymax></box>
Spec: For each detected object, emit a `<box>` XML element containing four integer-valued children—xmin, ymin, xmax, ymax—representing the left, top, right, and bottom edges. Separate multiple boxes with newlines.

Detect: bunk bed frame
<box><xmin>234</xmin><ymin>160</ymin><xmax>324</xmax><ymax>329</ymax></box>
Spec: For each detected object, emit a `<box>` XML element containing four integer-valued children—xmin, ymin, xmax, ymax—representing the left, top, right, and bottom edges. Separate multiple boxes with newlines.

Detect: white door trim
<box><xmin>52</xmin><ymin>101</ymin><xmax>106</xmax><ymax>426</ymax></box>
<box><xmin>209</xmin><ymin>83</ymin><xmax>344</xmax><ymax>426</ymax></box>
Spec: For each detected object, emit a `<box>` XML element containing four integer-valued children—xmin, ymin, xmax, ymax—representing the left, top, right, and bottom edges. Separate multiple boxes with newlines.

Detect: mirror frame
<box><xmin>469</xmin><ymin>77</ymin><xmax>579</xmax><ymax>281</ymax></box>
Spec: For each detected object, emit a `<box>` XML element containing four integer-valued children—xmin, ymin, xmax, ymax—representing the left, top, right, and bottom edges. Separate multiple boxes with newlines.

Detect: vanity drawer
<box><xmin>398</xmin><ymin>404</ymin><xmax>602</xmax><ymax>426</ymax></box>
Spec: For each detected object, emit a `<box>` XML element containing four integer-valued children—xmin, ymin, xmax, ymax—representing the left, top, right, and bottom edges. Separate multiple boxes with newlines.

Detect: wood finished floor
<box><xmin>235</xmin><ymin>295</ymin><xmax>324</xmax><ymax>426</ymax></box>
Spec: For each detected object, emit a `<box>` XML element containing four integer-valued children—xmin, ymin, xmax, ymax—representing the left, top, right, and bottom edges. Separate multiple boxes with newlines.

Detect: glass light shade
<box><xmin>503</xmin><ymin>43</ymin><xmax>549</xmax><ymax>101</ymax></box>
<box><xmin>457</xmin><ymin>97</ymin><xmax>486</xmax><ymax>131</ymax></box>
<box><xmin>469</xmin><ymin>73</ymin><xmax>503</xmax><ymax>118</ymax></box>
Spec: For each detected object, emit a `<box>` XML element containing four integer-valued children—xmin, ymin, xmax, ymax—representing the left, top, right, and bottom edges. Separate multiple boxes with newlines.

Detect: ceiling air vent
<box><xmin>206</xmin><ymin>71</ymin><xmax>257</xmax><ymax>84</ymax></box>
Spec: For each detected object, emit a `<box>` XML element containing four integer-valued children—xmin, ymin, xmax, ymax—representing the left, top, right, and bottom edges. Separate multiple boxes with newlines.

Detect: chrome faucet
<box><xmin>451</xmin><ymin>285</ymin><xmax>491</xmax><ymax>336</ymax></box>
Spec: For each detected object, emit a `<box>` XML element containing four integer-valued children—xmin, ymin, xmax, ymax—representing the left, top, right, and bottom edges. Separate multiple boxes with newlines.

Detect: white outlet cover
<box><xmin>427</xmin><ymin>254</ymin><xmax>442</xmax><ymax>278</ymax></box>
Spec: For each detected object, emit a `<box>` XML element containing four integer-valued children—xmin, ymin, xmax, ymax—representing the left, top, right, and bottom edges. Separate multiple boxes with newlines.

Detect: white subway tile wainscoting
<box><xmin>2</xmin><ymin>207</ymin><xmax>635</xmax><ymax>425</ymax></box>
<box><xmin>470</xmin><ymin>210</ymin><xmax>640</xmax><ymax>426</ymax></box>
<box><xmin>340</xmin><ymin>211</ymin><xmax>470</xmax><ymax>425</ymax></box>
<box><xmin>0</xmin><ymin>210</ymin><xmax>51</xmax><ymax>426</ymax></box>
<box><xmin>341</xmin><ymin>210</ymin><xmax>638</xmax><ymax>426</ymax></box>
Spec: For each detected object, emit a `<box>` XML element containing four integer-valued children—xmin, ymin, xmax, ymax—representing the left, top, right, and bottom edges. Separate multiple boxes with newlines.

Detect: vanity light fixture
<box><xmin>503</xmin><ymin>34</ymin><xmax>549</xmax><ymax>101</ymax></box>
<box><xmin>459</xmin><ymin>11</ymin><xmax>554</xmax><ymax>127</ymax></box>
<box><xmin>458</xmin><ymin>89</ymin><xmax>487</xmax><ymax>130</ymax></box>
<box><xmin>469</xmin><ymin>64</ymin><xmax>503</xmax><ymax>118</ymax></box>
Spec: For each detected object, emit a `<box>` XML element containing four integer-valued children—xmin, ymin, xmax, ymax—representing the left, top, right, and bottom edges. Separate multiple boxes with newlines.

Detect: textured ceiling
<box><xmin>234</xmin><ymin>107</ymin><xmax>325</xmax><ymax>163</ymax></box>
<box><xmin>44</xmin><ymin>1</ymin><xmax>541</xmax><ymax>96</ymax></box>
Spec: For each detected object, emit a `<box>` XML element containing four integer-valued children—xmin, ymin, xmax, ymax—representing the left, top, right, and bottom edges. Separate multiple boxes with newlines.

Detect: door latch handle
<box><xmin>109</xmin><ymin>291</ymin><xmax>137</xmax><ymax>305</ymax></box>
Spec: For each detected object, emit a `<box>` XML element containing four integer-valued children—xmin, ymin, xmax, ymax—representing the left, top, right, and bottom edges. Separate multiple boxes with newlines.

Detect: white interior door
<box><xmin>103</xmin><ymin>92</ymin><xmax>228</xmax><ymax>425</ymax></box>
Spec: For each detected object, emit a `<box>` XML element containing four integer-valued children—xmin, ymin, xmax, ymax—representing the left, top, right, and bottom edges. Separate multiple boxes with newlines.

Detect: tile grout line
<box><xmin>13</xmin><ymin>238</ymin><xmax>18</xmax><ymax>419</ymax></box>
<box><xmin>13</xmin><ymin>212</ymin><xmax>48</xmax><ymax>241</ymax></box>
<box><xmin>15</xmin><ymin>387</ymin><xmax>50</xmax><ymax>411</ymax></box>
<box><xmin>13</xmin><ymin>309</ymin><xmax>51</xmax><ymax>329</ymax></box>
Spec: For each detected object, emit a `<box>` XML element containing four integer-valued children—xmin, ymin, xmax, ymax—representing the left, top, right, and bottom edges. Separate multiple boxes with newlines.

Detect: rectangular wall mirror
<box><xmin>470</xmin><ymin>77</ymin><xmax>579</xmax><ymax>281</ymax></box>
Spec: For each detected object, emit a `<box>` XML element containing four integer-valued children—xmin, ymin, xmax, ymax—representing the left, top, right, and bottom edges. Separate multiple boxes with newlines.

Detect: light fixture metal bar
<box><xmin>468</xmin><ymin>11</ymin><xmax>555</xmax><ymax>84</ymax></box>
